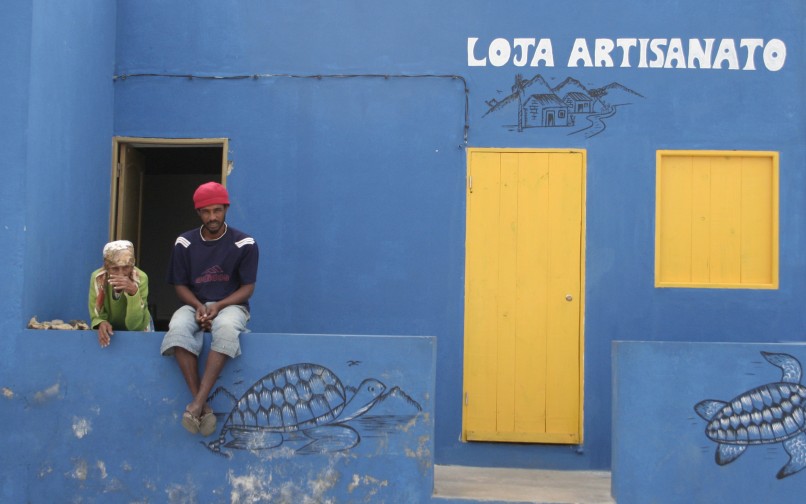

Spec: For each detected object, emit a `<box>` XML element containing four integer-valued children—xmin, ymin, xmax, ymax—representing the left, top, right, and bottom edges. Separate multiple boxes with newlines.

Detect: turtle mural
<box><xmin>694</xmin><ymin>351</ymin><xmax>806</xmax><ymax>479</ymax></box>
<box><xmin>205</xmin><ymin>363</ymin><xmax>421</xmax><ymax>458</ymax></box>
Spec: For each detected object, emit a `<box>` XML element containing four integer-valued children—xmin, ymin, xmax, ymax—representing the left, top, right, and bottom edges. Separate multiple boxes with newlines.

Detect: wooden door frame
<box><xmin>109</xmin><ymin>137</ymin><xmax>230</xmax><ymax>240</ymax></box>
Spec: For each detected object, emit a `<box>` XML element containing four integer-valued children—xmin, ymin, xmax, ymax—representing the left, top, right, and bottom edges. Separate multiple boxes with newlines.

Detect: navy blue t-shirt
<box><xmin>167</xmin><ymin>224</ymin><xmax>259</xmax><ymax>310</ymax></box>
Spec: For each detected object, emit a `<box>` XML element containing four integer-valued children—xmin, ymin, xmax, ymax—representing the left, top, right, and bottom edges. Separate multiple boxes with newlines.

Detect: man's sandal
<box><xmin>181</xmin><ymin>409</ymin><xmax>201</xmax><ymax>434</ymax></box>
<box><xmin>199</xmin><ymin>405</ymin><xmax>217</xmax><ymax>437</ymax></box>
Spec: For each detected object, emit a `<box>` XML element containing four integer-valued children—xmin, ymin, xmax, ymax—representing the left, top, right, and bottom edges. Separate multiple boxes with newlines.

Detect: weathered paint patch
<box><xmin>229</xmin><ymin>467</ymin><xmax>275</xmax><ymax>503</ymax></box>
<box><xmin>229</xmin><ymin>461</ymin><xmax>342</xmax><ymax>503</ymax></box>
<box><xmin>347</xmin><ymin>474</ymin><xmax>361</xmax><ymax>492</ymax></box>
<box><xmin>306</xmin><ymin>465</ymin><xmax>339</xmax><ymax>500</ymax></box>
<box><xmin>96</xmin><ymin>460</ymin><xmax>107</xmax><ymax>479</ymax></box>
<box><xmin>397</xmin><ymin>413</ymin><xmax>420</xmax><ymax>433</ymax></box>
<box><xmin>103</xmin><ymin>477</ymin><xmax>124</xmax><ymax>493</ymax></box>
<box><xmin>72</xmin><ymin>417</ymin><xmax>92</xmax><ymax>438</ymax></box>
<box><xmin>406</xmin><ymin>434</ymin><xmax>434</xmax><ymax>475</ymax></box>
<box><xmin>2</xmin><ymin>387</ymin><xmax>14</xmax><ymax>399</ymax></box>
<box><xmin>37</xmin><ymin>463</ymin><xmax>52</xmax><ymax>479</ymax></box>
<box><xmin>346</xmin><ymin>473</ymin><xmax>388</xmax><ymax>500</ymax></box>
<box><xmin>33</xmin><ymin>382</ymin><xmax>60</xmax><ymax>404</ymax></box>
<box><xmin>69</xmin><ymin>458</ymin><xmax>88</xmax><ymax>480</ymax></box>
<box><xmin>165</xmin><ymin>478</ymin><xmax>198</xmax><ymax>503</ymax></box>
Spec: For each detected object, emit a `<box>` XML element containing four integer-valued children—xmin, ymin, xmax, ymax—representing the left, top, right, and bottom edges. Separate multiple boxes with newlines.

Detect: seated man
<box><xmin>88</xmin><ymin>240</ymin><xmax>152</xmax><ymax>348</ymax></box>
<box><xmin>160</xmin><ymin>182</ymin><xmax>259</xmax><ymax>437</ymax></box>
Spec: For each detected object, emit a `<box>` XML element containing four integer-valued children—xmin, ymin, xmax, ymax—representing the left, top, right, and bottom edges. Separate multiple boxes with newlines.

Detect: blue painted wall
<box><xmin>18</xmin><ymin>1</ymin><xmax>117</xmax><ymax>324</ymax></box>
<box><xmin>613</xmin><ymin>341</ymin><xmax>806</xmax><ymax>503</ymax></box>
<box><xmin>0</xmin><ymin>332</ymin><xmax>435</xmax><ymax>502</ymax></box>
<box><xmin>0</xmin><ymin>1</ymin><xmax>32</xmax><ymax>333</ymax></box>
<box><xmin>3</xmin><ymin>0</ymin><xmax>805</xmax><ymax>477</ymax></box>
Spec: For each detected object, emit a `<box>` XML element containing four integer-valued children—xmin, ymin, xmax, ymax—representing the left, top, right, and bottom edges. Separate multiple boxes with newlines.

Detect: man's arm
<box><xmin>174</xmin><ymin>284</ymin><xmax>204</xmax><ymax>310</ymax></box>
<box><xmin>205</xmin><ymin>284</ymin><xmax>255</xmax><ymax>320</ymax></box>
<box><xmin>175</xmin><ymin>284</ymin><xmax>215</xmax><ymax>329</ymax></box>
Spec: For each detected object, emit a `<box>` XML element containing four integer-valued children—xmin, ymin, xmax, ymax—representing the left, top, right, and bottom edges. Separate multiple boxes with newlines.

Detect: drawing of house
<box><xmin>563</xmin><ymin>91</ymin><xmax>592</xmax><ymax>113</ymax></box>
<box><xmin>524</xmin><ymin>93</ymin><xmax>568</xmax><ymax>127</ymax></box>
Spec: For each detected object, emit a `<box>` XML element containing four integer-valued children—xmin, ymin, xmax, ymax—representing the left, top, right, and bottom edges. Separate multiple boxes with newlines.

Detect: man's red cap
<box><xmin>193</xmin><ymin>182</ymin><xmax>230</xmax><ymax>209</ymax></box>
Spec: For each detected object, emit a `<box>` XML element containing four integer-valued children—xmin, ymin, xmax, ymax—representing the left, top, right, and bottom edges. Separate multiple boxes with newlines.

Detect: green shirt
<box><xmin>88</xmin><ymin>267</ymin><xmax>151</xmax><ymax>331</ymax></box>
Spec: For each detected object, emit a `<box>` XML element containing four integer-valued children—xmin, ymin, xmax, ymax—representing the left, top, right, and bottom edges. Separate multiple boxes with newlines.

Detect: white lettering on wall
<box><xmin>713</xmin><ymin>39</ymin><xmax>740</xmax><ymax>70</ymax></box>
<box><xmin>467</xmin><ymin>38</ymin><xmax>486</xmax><ymax>66</ymax></box>
<box><xmin>688</xmin><ymin>39</ymin><xmax>715</xmax><ymax>69</ymax></box>
<box><xmin>469</xmin><ymin>37</ymin><xmax>787</xmax><ymax>71</ymax></box>
<box><xmin>530</xmin><ymin>38</ymin><xmax>554</xmax><ymax>67</ymax></box>
<box><xmin>763</xmin><ymin>39</ymin><xmax>786</xmax><ymax>71</ymax></box>
<box><xmin>740</xmin><ymin>39</ymin><xmax>764</xmax><ymax>70</ymax></box>
<box><xmin>512</xmin><ymin>38</ymin><xmax>535</xmax><ymax>66</ymax></box>
<box><xmin>489</xmin><ymin>38</ymin><xmax>511</xmax><ymax>67</ymax></box>
<box><xmin>468</xmin><ymin>37</ymin><xmax>556</xmax><ymax>67</ymax></box>
<box><xmin>568</xmin><ymin>38</ymin><xmax>592</xmax><ymax>67</ymax></box>
<box><xmin>616</xmin><ymin>39</ymin><xmax>637</xmax><ymax>67</ymax></box>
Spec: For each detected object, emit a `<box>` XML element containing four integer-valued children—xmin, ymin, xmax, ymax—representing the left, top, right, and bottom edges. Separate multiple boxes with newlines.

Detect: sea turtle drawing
<box><xmin>207</xmin><ymin>363</ymin><xmax>386</xmax><ymax>457</ymax></box>
<box><xmin>694</xmin><ymin>351</ymin><xmax>806</xmax><ymax>479</ymax></box>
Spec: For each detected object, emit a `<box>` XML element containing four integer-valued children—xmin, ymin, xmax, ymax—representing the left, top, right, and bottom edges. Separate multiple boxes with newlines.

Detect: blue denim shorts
<box><xmin>160</xmin><ymin>303</ymin><xmax>249</xmax><ymax>358</ymax></box>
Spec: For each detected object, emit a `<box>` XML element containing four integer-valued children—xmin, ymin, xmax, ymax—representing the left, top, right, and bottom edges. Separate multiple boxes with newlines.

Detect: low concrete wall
<box><xmin>1</xmin><ymin>331</ymin><xmax>435</xmax><ymax>503</ymax></box>
<box><xmin>612</xmin><ymin>341</ymin><xmax>806</xmax><ymax>504</ymax></box>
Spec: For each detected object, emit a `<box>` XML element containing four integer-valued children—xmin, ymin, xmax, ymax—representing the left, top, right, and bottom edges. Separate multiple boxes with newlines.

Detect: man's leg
<box><xmin>190</xmin><ymin>305</ymin><xmax>248</xmax><ymax>435</ymax></box>
<box><xmin>160</xmin><ymin>305</ymin><xmax>205</xmax><ymax>433</ymax></box>
<box><xmin>185</xmin><ymin>350</ymin><xmax>227</xmax><ymax>418</ymax></box>
<box><xmin>174</xmin><ymin>347</ymin><xmax>201</xmax><ymax>400</ymax></box>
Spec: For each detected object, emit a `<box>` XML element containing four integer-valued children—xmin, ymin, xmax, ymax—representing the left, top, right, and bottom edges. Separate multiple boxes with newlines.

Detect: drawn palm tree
<box><xmin>512</xmin><ymin>74</ymin><xmax>527</xmax><ymax>132</ymax></box>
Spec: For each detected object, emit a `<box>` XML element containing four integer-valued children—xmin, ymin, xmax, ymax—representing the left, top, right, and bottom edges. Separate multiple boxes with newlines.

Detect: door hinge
<box><xmin>468</xmin><ymin>175</ymin><xmax>472</xmax><ymax>193</ymax></box>
<box><xmin>464</xmin><ymin>392</ymin><xmax>468</xmax><ymax>405</ymax></box>
<box><xmin>116</xmin><ymin>162</ymin><xmax>122</xmax><ymax>177</ymax></box>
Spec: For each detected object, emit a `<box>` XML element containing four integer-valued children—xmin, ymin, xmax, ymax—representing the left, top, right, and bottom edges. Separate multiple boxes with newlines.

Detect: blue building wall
<box><xmin>0</xmin><ymin>1</ymin><xmax>32</xmax><ymax>331</ymax></box>
<box><xmin>18</xmin><ymin>1</ymin><xmax>117</xmax><ymax>324</ymax></box>
<box><xmin>1</xmin><ymin>332</ymin><xmax>435</xmax><ymax>502</ymax></box>
<box><xmin>613</xmin><ymin>341</ymin><xmax>806</xmax><ymax>503</ymax></box>
<box><xmin>2</xmin><ymin>0</ymin><xmax>805</xmax><ymax>483</ymax></box>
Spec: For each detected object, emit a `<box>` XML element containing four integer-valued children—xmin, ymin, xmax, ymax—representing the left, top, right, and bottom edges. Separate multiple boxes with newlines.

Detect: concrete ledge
<box><xmin>1</xmin><ymin>330</ymin><xmax>435</xmax><ymax>503</ymax></box>
<box><xmin>433</xmin><ymin>465</ymin><xmax>613</xmax><ymax>503</ymax></box>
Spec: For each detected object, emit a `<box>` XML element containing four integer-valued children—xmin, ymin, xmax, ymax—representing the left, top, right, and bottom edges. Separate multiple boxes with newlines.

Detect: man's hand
<box><xmin>97</xmin><ymin>321</ymin><xmax>113</xmax><ymax>348</ymax></box>
<box><xmin>205</xmin><ymin>303</ymin><xmax>221</xmax><ymax>321</ymax></box>
<box><xmin>195</xmin><ymin>304</ymin><xmax>213</xmax><ymax>331</ymax></box>
<box><xmin>108</xmin><ymin>274</ymin><xmax>138</xmax><ymax>296</ymax></box>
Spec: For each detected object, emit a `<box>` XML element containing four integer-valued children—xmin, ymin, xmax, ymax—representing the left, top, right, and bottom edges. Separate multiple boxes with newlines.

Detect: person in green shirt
<box><xmin>88</xmin><ymin>240</ymin><xmax>152</xmax><ymax>347</ymax></box>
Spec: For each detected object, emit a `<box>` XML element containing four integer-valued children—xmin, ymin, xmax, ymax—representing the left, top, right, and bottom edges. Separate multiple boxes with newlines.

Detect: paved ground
<box><xmin>432</xmin><ymin>465</ymin><xmax>615</xmax><ymax>504</ymax></box>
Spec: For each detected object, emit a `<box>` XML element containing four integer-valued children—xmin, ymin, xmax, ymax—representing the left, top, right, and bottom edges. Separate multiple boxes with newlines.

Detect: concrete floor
<box><xmin>432</xmin><ymin>465</ymin><xmax>615</xmax><ymax>504</ymax></box>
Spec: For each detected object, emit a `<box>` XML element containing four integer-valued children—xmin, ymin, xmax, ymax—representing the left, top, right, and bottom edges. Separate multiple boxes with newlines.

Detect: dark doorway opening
<box><xmin>112</xmin><ymin>138</ymin><xmax>227</xmax><ymax>330</ymax></box>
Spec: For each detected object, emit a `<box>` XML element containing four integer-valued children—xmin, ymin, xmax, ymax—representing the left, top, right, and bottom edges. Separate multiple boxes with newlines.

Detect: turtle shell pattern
<box><xmin>704</xmin><ymin>382</ymin><xmax>806</xmax><ymax>445</ymax></box>
<box><xmin>226</xmin><ymin>363</ymin><xmax>348</xmax><ymax>433</ymax></box>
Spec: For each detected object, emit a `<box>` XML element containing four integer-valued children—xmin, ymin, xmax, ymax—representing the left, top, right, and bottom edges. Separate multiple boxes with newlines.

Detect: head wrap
<box><xmin>94</xmin><ymin>240</ymin><xmax>140</xmax><ymax>317</ymax></box>
<box><xmin>103</xmin><ymin>240</ymin><xmax>136</xmax><ymax>267</ymax></box>
<box><xmin>193</xmin><ymin>182</ymin><xmax>230</xmax><ymax>209</ymax></box>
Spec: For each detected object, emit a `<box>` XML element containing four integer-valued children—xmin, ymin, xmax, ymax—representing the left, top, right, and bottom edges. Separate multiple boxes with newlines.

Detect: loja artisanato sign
<box><xmin>468</xmin><ymin>38</ymin><xmax>787</xmax><ymax>71</ymax></box>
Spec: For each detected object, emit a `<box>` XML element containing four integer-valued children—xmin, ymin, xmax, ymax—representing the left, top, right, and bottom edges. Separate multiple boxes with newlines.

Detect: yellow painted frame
<box><xmin>462</xmin><ymin>147</ymin><xmax>586</xmax><ymax>444</ymax></box>
<box><xmin>655</xmin><ymin>150</ymin><xmax>779</xmax><ymax>289</ymax></box>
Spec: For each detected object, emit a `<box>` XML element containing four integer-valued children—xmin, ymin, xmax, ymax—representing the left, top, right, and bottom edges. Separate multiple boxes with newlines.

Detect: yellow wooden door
<box><xmin>463</xmin><ymin>149</ymin><xmax>585</xmax><ymax>444</ymax></box>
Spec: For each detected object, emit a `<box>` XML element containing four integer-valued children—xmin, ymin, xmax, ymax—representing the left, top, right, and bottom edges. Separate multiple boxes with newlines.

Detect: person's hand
<box><xmin>205</xmin><ymin>303</ymin><xmax>221</xmax><ymax>322</ymax></box>
<box><xmin>97</xmin><ymin>321</ymin><xmax>113</xmax><ymax>348</ymax></box>
<box><xmin>108</xmin><ymin>274</ymin><xmax>137</xmax><ymax>296</ymax></box>
<box><xmin>195</xmin><ymin>305</ymin><xmax>212</xmax><ymax>331</ymax></box>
